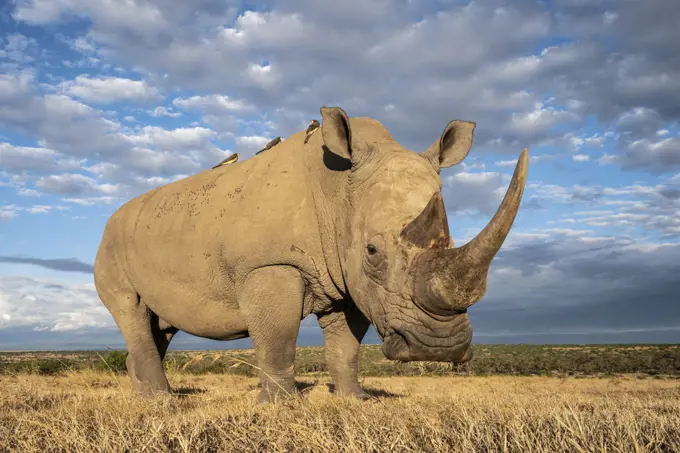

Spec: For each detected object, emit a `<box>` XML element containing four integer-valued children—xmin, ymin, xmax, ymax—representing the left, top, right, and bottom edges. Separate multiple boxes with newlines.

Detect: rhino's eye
<box><xmin>367</xmin><ymin>244</ymin><xmax>378</xmax><ymax>255</ymax></box>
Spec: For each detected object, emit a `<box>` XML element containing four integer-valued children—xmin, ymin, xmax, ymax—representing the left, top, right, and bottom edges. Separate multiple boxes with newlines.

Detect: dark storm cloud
<box><xmin>660</xmin><ymin>188</ymin><xmax>680</xmax><ymax>200</ymax></box>
<box><xmin>0</xmin><ymin>256</ymin><xmax>94</xmax><ymax>273</ymax></box>
<box><xmin>0</xmin><ymin>326</ymin><xmax>121</xmax><ymax>351</ymax></box>
<box><xmin>470</xmin><ymin>235</ymin><xmax>680</xmax><ymax>339</ymax></box>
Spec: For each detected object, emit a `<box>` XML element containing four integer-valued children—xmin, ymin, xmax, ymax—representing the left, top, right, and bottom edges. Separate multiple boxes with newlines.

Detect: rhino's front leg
<box><xmin>317</xmin><ymin>301</ymin><xmax>371</xmax><ymax>398</ymax></box>
<box><xmin>239</xmin><ymin>266</ymin><xmax>304</xmax><ymax>403</ymax></box>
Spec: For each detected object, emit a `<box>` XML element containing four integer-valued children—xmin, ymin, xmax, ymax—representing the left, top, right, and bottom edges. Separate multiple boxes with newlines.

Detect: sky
<box><xmin>0</xmin><ymin>0</ymin><xmax>679</xmax><ymax>351</ymax></box>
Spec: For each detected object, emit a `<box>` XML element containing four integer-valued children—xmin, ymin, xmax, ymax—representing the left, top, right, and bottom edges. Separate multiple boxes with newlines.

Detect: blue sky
<box><xmin>1</xmin><ymin>0</ymin><xmax>679</xmax><ymax>350</ymax></box>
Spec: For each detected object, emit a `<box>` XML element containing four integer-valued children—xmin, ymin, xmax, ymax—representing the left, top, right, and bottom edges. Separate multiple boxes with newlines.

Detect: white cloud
<box><xmin>13</xmin><ymin>0</ymin><xmax>170</xmax><ymax>35</ymax></box>
<box><xmin>3</xmin><ymin>1</ymin><xmax>558</xmax><ymax>152</ymax></box>
<box><xmin>172</xmin><ymin>94</ymin><xmax>254</xmax><ymax>113</ymax></box>
<box><xmin>59</xmin><ymin>75</ymin><xmax>162</xmax><ymax>104</ymax></box>
<box><xmin>61</xmin><ymin>196</ymin><xmax>119</xmax><ymax>206</ymax></box>
<box><xmin>148</xmin><ymin>106</ymin><xmax>181</xmax><ymax>117</ymax></box>
<box><xmin>0</xmin><ymin>74</ymin><xmax>126</xmax><ymax>160</ymax></box>
<box><xmin>495</xmin><ymin>154</ymin><xmax>555</xmax><ymax>167</ymax></box>
<box><xmin>566</xmin><ymin>133</ymin><xmax>607</xmax><ymax>151</ymax></box>
<box><xmin>125</xmin><ymin>125</ymin><xmax>216</xmax><ymax>150</ymax></box>
<box><xmin>61</xmin><ymin>57</ymin><xmax>101</xmax><ymax>69</ymax></box>
<box><xmin>2</xmin><ymin>33</ymin><xmax>38</xmax><ymax>63</ymax></box>
<box><xmin>36</xmin><ymin>173</ymin><xmax>120</xmax><ymax>196</ymax></box>
<box><xmin>0</xmin><ymin>142</ymin><xmax>68</xmax><ymax>174</ymax></box>
<box><xmin>573</xmin><ymin>154</ymin><xmax>590</xmax><ymax>161</ymax></box>
<box><xmin>236</xmin><ymin>135</ymin><xmax>271</xmax><ymax>149</ymax></box>
<box><xmin>17</xmin><ymin>188</ymin><xmax>42</xmax><ymax>197</ymax></box>
<box><xmin>601</xmin><ymin>132</ymin><xmax>680</xmax><ymax>172</ymax></box>
<box><xmin>443</xmin><ymin>170</ymin><xmax>509</xmax><ymax>216</ymax></box>
<box><xmin>495</xmin><ymin>159</ymin><xmax>517</xmax><ymax>168</ymax></box>
<box><xmin>602</xmin><ymin>11</ymin><xmax>618</xmax><ymax>25</ymax></box>
<box><xmin>508</xmin><ymin>102</ymin><xmax>578</xmax><ymax>136</ymax></box>
<box><xmin>0</xmin><ymin>276</ymin><xmax>113</xmax><ymax>331</ymax></box>
<box><xmin>0</xmin><ymin>71</ymin><xmax>228</xmax><ymax>197</ymax></box>
<box><xmin>528</xmin><ymin>178</ymin><xmax>680</xmax><ymax>238</ymax></box>
<box><xmin>27</xmin><ymin>205</ymin><xmax>51</xmax><ymax>214</ymax></box>
<box><xmin>71</xmin><ymin>36</ymin><xmax>96</xmax><ymax>54</ymax></box>
<box><xmin>5</xmin><ymin>0</ymin><xmax>679</xmax><ymax>176</ymax></box>
<box><xmin>0</xmin><ymin>205</ymin><xmax>20</xmax><ymax>221</ymax></box>
<box><xmin>0</xmin><ymin>70</ymin><xmax>35</xmax><ymax>101</ymax></box>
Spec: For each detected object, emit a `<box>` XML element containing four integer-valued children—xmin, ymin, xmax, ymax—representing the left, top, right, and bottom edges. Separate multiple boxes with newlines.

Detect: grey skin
<box><xmin>94</xmin><ymin>106</ymin><xmax>528</xmax><ymax>402</ymax></box>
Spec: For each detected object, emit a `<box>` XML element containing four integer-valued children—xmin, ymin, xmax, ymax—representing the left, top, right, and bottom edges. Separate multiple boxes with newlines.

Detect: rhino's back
<box><xmin>104</xmin><ymin>133</ymin><xmax>323</xmax><ymax>329</ymax></box>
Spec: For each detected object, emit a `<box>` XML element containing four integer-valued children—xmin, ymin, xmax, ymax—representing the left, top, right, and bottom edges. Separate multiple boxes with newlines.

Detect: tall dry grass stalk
<box><xmin>0</xmin><ymin>370</ymin><xmax>678</xmax><ymax>452</ymax></box>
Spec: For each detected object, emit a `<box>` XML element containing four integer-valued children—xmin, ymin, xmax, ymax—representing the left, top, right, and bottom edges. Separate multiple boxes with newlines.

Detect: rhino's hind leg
<box><xmin>103</xmin><ymin>292</ymin><xmax>172</xmax><ymax>396</ymax></box>
<box><xmin>149</xmin><ymin>310</ymin><xmax>179</xmax><ymax>363</ymax></box>
<box><xmin>125</xmin><ymin>306</ymin><xmax>178</xmax><ymax>394</ymax></box>
<box><xmin>317</xmin><ymin>301</ymin><xmax>371</xmax><ymax>399</ymax></box>
<box><xmin>239</xmin><ymin>266</ymin><xmax>305</xmax><ymax>403</ymax></box>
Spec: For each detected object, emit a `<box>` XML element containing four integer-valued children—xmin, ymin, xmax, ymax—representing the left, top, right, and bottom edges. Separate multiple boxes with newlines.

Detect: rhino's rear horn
<box><xmin>400</xmin><ymin>192</ymin><xmax>451</xmax><ymax>249</ymax></box>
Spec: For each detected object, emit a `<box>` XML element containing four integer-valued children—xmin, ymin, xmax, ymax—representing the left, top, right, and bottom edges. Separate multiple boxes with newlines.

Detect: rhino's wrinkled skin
<box><xmin>94</xmin><ymin>106</ymin><xmax>528</xmax><ymax>401</ymax></box>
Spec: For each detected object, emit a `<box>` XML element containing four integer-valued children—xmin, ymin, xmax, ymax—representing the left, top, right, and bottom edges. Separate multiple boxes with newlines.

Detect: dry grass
<box><xmin>1</xmin><ymin>370</ymin><xmax>678</xmax><ymax>452</ymax></box>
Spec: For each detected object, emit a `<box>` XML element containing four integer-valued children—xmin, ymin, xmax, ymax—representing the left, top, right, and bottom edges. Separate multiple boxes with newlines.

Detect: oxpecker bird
<box><xmin>212</xmin><ymin>152</ymin><xmax>239</xmax><ymax>169</ymax></box>
<box><xmin>255</xmin><ymin>136</ymin><xmax>282</xmax><ymax>155</ymax></box>
<box><xmin>304</xmin><ymin>119</ymin><xmax>320</xmax><ymax>144</ymax></box>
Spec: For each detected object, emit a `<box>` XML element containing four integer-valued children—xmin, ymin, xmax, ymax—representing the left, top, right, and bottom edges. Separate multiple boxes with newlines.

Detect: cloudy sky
<box><xmin>1</xmin><ymin>0</ymin><xmax>679</xmax><ymax>351</ymax></box>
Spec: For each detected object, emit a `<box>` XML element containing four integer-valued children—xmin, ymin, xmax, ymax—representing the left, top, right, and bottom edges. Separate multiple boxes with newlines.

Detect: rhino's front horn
<box><xmin>411</xmin><ymin>149</ymin><xmax>529</xmax><ymax>315</ymax></box>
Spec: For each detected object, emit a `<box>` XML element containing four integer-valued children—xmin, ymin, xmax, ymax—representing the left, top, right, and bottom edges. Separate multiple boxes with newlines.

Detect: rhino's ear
<box><xmin>421</xmin><ymin>120</ymin><xmax>476</xmax><ymax>172</ymax></box>
<box><xmin>320</xmin><ymin>106</ymin><xmax>352</xmax><ymax>160</ymax></box>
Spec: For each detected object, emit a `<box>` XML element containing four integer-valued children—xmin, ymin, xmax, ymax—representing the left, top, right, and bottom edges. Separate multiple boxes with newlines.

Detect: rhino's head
<box><xmin>319</xmin><ymin>106</ymin><xmax>528</xmax><ymax>363</ymax></box>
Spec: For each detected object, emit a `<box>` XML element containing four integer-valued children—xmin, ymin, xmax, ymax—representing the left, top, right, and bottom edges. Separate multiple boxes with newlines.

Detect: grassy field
<box><xmin>1</xmin><ymin>344</ymin><xmax>679</xmax><ymax>452</ymax></box>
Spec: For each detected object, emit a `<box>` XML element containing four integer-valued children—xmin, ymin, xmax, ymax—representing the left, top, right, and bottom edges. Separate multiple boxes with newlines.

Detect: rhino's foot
<box><xmin>131</xmin><ymin>387</ymin><xmax>172</xmax><ymax>398</ymax></box>
<box><xmin>256</xmin><ymin>383</ymin><xmax>298</xmax><ymax>404</ymax></box>
<box><xmin>131</xmin><ymin>381</ymin><xmax>172</xmax><ymax>397</ymax></box>
<box><xmin>332</xmin><ymin>385</ymin><xmax>371</xmax><ymax>400</ymax></box>
<box><xmin>127</xmin><ymin>356</ymin><xmax>172</xmax><ymax>397</ymax></box>
<box><xmin>256</xmin><ymin>389</ymin><xmax>297</xmax><ymax>404</ymax></box>
<box><xmin>347</xmin><ymin>390</ymin><xmax>371</xmax><ymax>401</ymax></box>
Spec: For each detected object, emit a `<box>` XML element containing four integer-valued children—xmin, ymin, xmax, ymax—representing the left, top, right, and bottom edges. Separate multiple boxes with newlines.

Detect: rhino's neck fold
<box><xmin>304</xmin><ymin>143</ymin><xmax>352</xmax><ymax>301</ymax></box>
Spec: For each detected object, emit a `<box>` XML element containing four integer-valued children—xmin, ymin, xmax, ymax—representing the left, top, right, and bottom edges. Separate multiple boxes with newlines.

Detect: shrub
<box><xmin>94</xmin><ymin>350</ymin><xmax>129</xmax><ymax>374</ymax></box>
<box><xmin>36</xmin><ymin>359</ymin><xmax>75</xmax><ymax>375</ymax></box>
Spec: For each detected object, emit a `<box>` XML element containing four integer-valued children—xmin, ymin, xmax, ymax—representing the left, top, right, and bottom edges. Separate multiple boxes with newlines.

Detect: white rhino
<box><xmin>94</xmin><ymin>106</ymin><xmax>528</xmax><ymax>401</ymax></box>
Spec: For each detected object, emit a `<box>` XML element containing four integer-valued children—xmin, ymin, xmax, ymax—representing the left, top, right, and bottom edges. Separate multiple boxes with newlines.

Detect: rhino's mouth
<box><xmin>381</xmin><ymin>318</ymin><xmax>472</xmax><ymax>362</ymax></box>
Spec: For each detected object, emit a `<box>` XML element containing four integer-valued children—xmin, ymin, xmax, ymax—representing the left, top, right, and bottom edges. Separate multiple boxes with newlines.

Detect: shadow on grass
<box><xmin>173</xmin><ymin>387</ymin><xmax>208</xmax><ymax>397</ymax></box>
<box><xmin>327</xmin><ymin>383</ymin><xmax>404</xmax><ymax>398</ymax></box>
<box><xmin>364</xmin><ymin>386</ymin><xmax>403</xmax><ymax>398</ymax></box>
<box><xmin>174</xmin><ymin>380</ymin><xmax>404</xmax><ymax>399</ymax></box>
<box><xmin>295</xmin><ymin>381</ymin><xmax>317</xmax><ymax>393</ymax></box>
<box><xmin>241</xmin><ymin>380</ymin><xmax>320</xmax><ymax>397</ymax></box>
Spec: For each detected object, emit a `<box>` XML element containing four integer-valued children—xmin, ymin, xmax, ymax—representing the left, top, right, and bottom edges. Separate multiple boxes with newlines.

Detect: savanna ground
<box><xmin>1</xmin><ymin>344</ymin><xmax>679</xmax><ymax>452</ymax></box>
